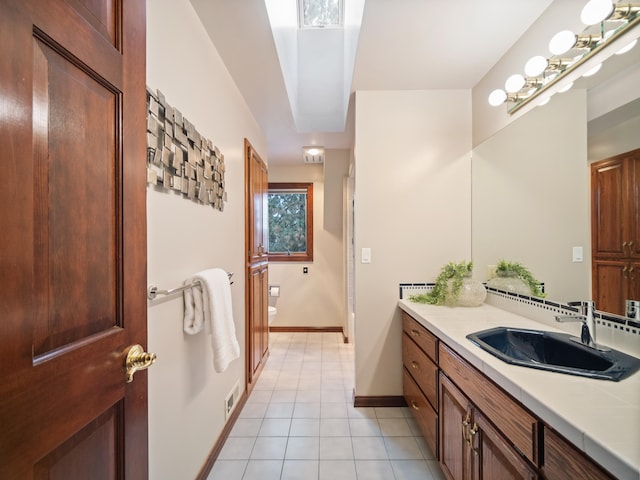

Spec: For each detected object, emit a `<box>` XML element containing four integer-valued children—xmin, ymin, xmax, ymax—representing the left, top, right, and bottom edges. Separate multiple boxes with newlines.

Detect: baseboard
<box><xmin>269</xmin><ymin>326</ymin><xmax>342</xmax><ymax>333</ymax></box>
<box><xmin>195</xmin><ymin>390</ymin><xmax>249</xmax><ymax>480</ymax></box>
<box><xmin>353</xmin><ymin>395</ymin><xmax>408</xmax><ymax>408</ymax></box>
<box><xmin>269</xmin><ymin>326</ymin><xmax>349</xmax><ymax>343</ymax></box>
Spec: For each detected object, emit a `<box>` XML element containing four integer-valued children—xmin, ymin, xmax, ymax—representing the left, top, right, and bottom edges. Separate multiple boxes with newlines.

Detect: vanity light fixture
<box><xmin>549</xmin><ymin>30</ymin><xmax>602</xmax><ymax>55</ymax></box>
<box><xmin>488</xmin><ymin>0</ymin><xmax>640</xmax><ymax>114</ymax></box>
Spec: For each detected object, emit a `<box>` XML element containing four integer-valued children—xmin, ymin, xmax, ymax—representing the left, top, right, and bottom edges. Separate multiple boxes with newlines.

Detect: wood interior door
<box><xmin>0</xmin><ymin>0</ymin><xmax>148</xmax><ymax>478</ymax></box>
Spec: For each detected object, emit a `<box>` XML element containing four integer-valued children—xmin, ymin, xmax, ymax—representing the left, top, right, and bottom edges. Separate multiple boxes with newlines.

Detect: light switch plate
<box><xmin>361</xmin><ymin>247</ymin><xmax>371</xmax><ymax>264</ymax></box>
<box><xmin>572</xmin><ymin>246</ymin><xmax>583</xmax><ymax>262</ymax></box>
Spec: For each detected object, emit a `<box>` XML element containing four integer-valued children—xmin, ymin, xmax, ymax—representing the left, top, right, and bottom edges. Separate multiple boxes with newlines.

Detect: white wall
<box><xmin>146</xmin><ymin>0</ymin><xmax>267</xmax><ymax>478</ymax></box>
<box><xmin>353</xmin><ymin>90</ymin><xmax>472</xmax><ymax>396</ymax></box>
<box><xmin>268</xmin><ymin>150</ymin><xmax>349</xmax><ymax>330</ymax></box>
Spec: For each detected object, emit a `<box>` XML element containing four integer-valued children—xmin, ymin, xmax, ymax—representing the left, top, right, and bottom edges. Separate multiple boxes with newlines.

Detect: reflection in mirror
<box><xmin>472</xmin><ymin>37</ymin><xmax>640</xmax><ymax>318</ymax></box>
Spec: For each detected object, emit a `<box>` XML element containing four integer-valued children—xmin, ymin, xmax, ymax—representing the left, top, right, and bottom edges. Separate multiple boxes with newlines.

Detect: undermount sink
<box><xmin>466</xmin><ymin>326</ymin><xmax>640</xmax><ymax>381</ymax></box>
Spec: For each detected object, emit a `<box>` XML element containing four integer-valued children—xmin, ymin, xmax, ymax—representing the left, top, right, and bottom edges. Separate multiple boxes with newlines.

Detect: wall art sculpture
<box><xmin>146</xmin><ymin>87</ymin><xmax>227</xmax><ymax>211</ymax></box>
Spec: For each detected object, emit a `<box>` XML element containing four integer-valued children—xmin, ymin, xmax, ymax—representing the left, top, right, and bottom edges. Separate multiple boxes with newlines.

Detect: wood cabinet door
<box><xmin>591</xmin><ymin>158</ymin><xmax>627</xmax><ymax>258</ymax></box>
<box><xmin>0</xmin><ymin>0</ymin><xmax>148</xmax><ymax>478</ymax></box>
<box><xmin>543</xmin><ymin>427</ymin><xmax>614</xmax><ymax>480</ymax></box>
<box><xmin>473</xmin><ymin>411</ymin><xmax>536</xmax><ymax>480</ymax></box>
<box><xmin>246</xmin><ymin>139</ymin><xmax>268</xmax><ymax>263</ymax></box>
<box><xmin>629</xmin><ymin>155</ymin><xmax>640</xmax><ymax>259</ymax></box>
<box><xmin>592</xmin><ymin>259</ymin><xmax>629</xmax><ymax>316</ymax></box>
<box><xmin>440</xmin><ymin>374</ymin><xmax>472</xmax><ymax>480</ymax></box>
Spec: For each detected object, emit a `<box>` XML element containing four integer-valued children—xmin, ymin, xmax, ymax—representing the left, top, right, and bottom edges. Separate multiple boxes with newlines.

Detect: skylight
<box><xmin>299</xmin><ymin>0</ymin><xmax>342</xmax><ymax>28</ymax></box>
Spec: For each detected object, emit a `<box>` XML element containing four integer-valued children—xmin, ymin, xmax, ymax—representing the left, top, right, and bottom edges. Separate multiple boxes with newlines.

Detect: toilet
<box><xmin>268</xmin><ymin>306</ymin><xmax>277</xmax><ymax>325</ymax></box>
<box><xmin>268</xmin><ymin>285</ymin><xmax>279</xmax><ymax>326</ymax></box>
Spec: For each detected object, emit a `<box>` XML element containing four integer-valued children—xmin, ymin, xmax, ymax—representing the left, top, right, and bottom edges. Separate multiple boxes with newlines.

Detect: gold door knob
<box><xmin>125</xmin><ymin>344</ymin><xmax>156</xmax><ymax>383</ymax></box>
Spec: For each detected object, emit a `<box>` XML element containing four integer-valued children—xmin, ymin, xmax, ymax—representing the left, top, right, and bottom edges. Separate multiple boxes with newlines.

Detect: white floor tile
<box><xmin>355</xmin><ymin>460</ymin><xmax>396</xmax><ymax>480</ymax></box>
<box><xmin>259</xmin><ymin>418</ymin><xmax>292</xmax><ymax>437</ymax></box>
<box><xmin>289</xmin><ymin>418</ymin><xmax>320</xmax><ymax>436</ymax></box>
<box><xmin>319</xmin><ymin>436</ymin><xmax>354</xmax><ymax>460</ymax></box>
<box><xmin>319</xmin><ymin>460</ymin><xmax>357</xmax><ymax>480</ymax></box>
<box><xmin>285</xmin><ymin>436</ymin><xmax>320</xmax><ymax>460</ymax></box>
<box><xmin>242</xmin><ymin>460</ymin><xmax>283</xmax><ymax>480</ymax></box>
<box><xmin>391</xmin><ymin>459</ymin><xmax>433</xmax><ymax>480</ymax></box>
<box><xmin>348</xmin><ymin>418</ymin><xmax>381</xmax><ymax>436</ymax></box>
<box><xmin>206</xmin><ymin>459</ymin><xmax>246</xmax><ymax>480</ymax></box>
<box><xmin>265</xmin><ymin>402</ymin><xmax>295</xmax><ymax>419</ymax></box>
<box><xmin>250</xmin><ymin>436</ymin><xmax>288</xmax><ymax>460</ymax></box>
<box><xmin>281</xmin><ymin>460</ymin><xmax>319</xmax><ymax>480</ymax></box>
<box><xmin>320</xmin><ymin>418</ymin><xmax>351</xmax><ymax>437</ymax></box>
<box><xmin>378</xmin><ymin>418</ymin><xmax>414</xmax><ymax>437</ymax></box>
<box><xmin>292</xmin><ymin>402</ymin><xmax>321</xmax><ymax>418</ymax></box>
<box><xmin>230</xmin><ymin>418</ymin><xmax>262</xmax><ymax>437</ymax></box>
<box><xmin>217</xmin><ymin>437</ymin><xmax>255</xmax><ymax>460</ymax></box>
<box><xmin>383</xmin><ymin>436</ymin><xmax>425</xmax><ymax>460</ymax></box>
<box><xmin>352</xmin><ymin>436</ymin><xmax>388</xmax><ymax>460</ymax></box>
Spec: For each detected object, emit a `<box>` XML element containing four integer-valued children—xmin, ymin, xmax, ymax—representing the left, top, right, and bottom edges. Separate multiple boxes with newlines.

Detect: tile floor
<box><xmin>208</xmin><ymin>332</ymin><xmax>445</xmax><ymax>480</ymax></box>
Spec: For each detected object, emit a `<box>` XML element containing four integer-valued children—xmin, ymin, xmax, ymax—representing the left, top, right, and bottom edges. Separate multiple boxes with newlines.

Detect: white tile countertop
<box><xmin>398</xmin><ymin>299</ymin><xmax>640</xmax><ymax>480</ymax></box>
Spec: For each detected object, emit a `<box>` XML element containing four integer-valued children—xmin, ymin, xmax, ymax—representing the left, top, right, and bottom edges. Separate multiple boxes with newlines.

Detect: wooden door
<box><xmin>592</xmin><ymin>259</ymin><xmax>628</xmax><ymax>315</ymax></box>
<box><xmin>473</xmin><ymin>411</ymin><xmax>536</xmax><ymax>480</ymax></box>
<box><xmin>439</xmin><ymin>374</ymin><xmax>471</xmax><ymax>480</ymax></box>
<box><xmin>246</xmin><ymin>139</ymin><xmax>268</xmax><ymax>263</ymax></box>
<box><xmin>0</xmin><ymin>1</ymin><xmax>148</xmax><ymax>478</ymax></box>
<box><xmin>591</xmin><ymin>158</ymin><xmax>627</xmax><ymax>258</ymax></box>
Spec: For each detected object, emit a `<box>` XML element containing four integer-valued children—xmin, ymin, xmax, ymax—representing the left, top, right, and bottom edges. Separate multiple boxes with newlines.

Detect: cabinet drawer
<box><xmin>439</xmin><ymin>343</ymin><xmax>538</xmax><ymax>465</ymax></box>
<box><xmin>402</xmin><ymin>332</ymin><xmax>438</xmax><ymax>410</ymax></box>
<box><xmin>543</xmin><ymin>427</ymin><xmax>614</xmax><ymax>480</ymax></box>
<box><xmin>402</xmin><ymin>312</ymin><xmax>438</xmax><ymax>362</ymax></box>
<box><xmin>403</xmin><ymin>368</ymin><xmax>438</xmax><ymax>457</ymax></box>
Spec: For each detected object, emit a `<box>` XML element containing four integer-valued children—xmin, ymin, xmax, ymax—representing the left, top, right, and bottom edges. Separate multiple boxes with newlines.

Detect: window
<box><xmin>267</xmin><ymin>182</ymin><xmax>313</xmax><ymax>262</ymax></box>
<box><xmin>298</xmin><ymin>0</ymin><xmax>342</xmax><ymax>28</ymax></box>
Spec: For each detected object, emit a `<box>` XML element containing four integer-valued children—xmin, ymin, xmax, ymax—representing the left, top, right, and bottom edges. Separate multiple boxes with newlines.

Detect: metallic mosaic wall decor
<box><xmin>146</xmin><ymin>87</ymin><xmax>227</xmax><ymax>211</ymax></box>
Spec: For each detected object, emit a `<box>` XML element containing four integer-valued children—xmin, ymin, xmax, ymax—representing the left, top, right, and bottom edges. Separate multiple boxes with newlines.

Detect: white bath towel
<box><xmin>183</xmin><ymin>268</ymin><xmax>240</xmax><ymax>372</ymax></box>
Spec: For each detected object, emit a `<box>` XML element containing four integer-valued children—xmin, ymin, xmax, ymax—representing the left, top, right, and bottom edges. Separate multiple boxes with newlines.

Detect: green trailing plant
<box><xmin>494</xmin><ymin>259</ymin><xmax>545</xmax><ymax>298</ymax></box>
<box><xmin>410</xmin><ymin>261</ymin><xmax>473</xmax><ymax>305</ymax></box>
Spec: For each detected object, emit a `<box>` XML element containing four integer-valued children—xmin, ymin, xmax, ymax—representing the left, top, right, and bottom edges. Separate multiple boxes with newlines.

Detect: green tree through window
<box><xmin>267</xmin><ymin>183</ymin><xmax>313</xmax><ymax>262</ymax></box>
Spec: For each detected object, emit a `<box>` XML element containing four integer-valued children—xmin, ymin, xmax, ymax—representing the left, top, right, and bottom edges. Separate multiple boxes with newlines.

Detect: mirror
<box><xmin>472</xmin><ymin>40</ymin><xmax>640</xmax><ymax>318</ymax></box>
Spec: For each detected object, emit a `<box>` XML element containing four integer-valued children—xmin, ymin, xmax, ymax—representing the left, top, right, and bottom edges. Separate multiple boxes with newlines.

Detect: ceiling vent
<box><xmin>303</xmin><ymin>146</ymin><xmax>325</xmax><ymax>163</ymax></box>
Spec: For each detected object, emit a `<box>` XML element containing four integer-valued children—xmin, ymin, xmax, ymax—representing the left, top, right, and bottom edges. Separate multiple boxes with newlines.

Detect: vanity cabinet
<box><xmin>591</xmin><ymin>149</ymin><xmax>640</xmax><ymax>315</ymax></box>
<box><xmin>542</xmin><ymin>427</ymin><xmax>614</xmax><ymax>480</ymax></box>
<box><xmin>402</xmin><ymin>312</ymin><xmax>439</xmax><ymax>455</ymax></box>
<box><xmin>401</xmin><ymin>310</ymin><xmax>623</xmax><ymax>480</ymax></box>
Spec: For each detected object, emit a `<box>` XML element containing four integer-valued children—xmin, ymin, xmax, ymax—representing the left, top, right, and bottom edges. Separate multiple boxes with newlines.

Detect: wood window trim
<box><xmin>267</xmin><ymin>182</ymin><xmax>313</xmax><ymax>262</ymax></box>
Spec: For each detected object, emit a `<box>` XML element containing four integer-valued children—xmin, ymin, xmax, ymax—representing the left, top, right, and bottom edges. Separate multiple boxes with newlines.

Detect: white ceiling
<box><xmin>191</xmin><ymin>0</ymin><xmax>555</xmax><ymax>164</ymax></box>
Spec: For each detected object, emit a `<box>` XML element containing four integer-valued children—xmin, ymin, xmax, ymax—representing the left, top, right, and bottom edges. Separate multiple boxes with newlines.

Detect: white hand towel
<box><xmin>183</xmin><ymin>268</ymin><xmax>240</xmax><ymax>372</ymax></box>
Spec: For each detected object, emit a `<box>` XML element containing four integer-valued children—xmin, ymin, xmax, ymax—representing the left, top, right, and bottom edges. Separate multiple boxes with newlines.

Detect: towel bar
<box><xmin>147</xmin><ymin>272</ymin><xmax>233</xmax><ymax>300</ymax></box>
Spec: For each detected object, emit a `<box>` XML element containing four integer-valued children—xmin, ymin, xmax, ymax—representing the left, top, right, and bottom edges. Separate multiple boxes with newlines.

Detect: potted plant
<box><xmin>487</xmin><ymin>259</ymin><xmax>545</xmax><ymax>298</ymax></box>
<box><xmin>410</xmin><ymin>260</ymin><xmax>486</xmax><ymax>307</ymax></box>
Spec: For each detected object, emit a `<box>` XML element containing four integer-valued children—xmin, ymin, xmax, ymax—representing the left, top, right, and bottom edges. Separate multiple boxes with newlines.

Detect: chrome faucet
<box><xmin>555</xmin><ymin>301</ymin><xmax>609</xmax><ymax>351</ymax></box>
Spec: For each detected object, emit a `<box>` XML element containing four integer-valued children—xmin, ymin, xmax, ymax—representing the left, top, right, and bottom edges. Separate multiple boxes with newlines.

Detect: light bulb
<box><xmin>583</xmin><ymin>63</ymin><xmax>602</xmax><ymax>77</ymax></box>
<box><xmin>549</xmin><ymin>30</ymin><xmax>577</xmax><ymax>55</ymax></box>
<box><xmin>525</xmin><ymin>56</ymin><xmax>548</xmax><ymax>77</ymax></box>
<box><xmin>488</xmin><ymin>89</ymin><xmax>507</xmax><ymax>107</ymax></box>
<box><xmin>505</xmin><ymin>74</ymin><xmax>526</xmax><ymax>93</ymax></box>
<box><xmin>558</xmin><ymin>81</ymin><xmax>574</xmax><ymax>93</ymax></box>
<box><xmin>581</xmin><ymin>0</ymin><xmax>613</xmax><ymax>25</ymax></box>
<box><xmin>538</xmin><ymin>96</ymin><xmax>551</xmax><ymax>106</ymax></box>
<box><xmin>616</xmin><ymin>39</ymin><xmax>638</xmax><ymax>55</ymax></box>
